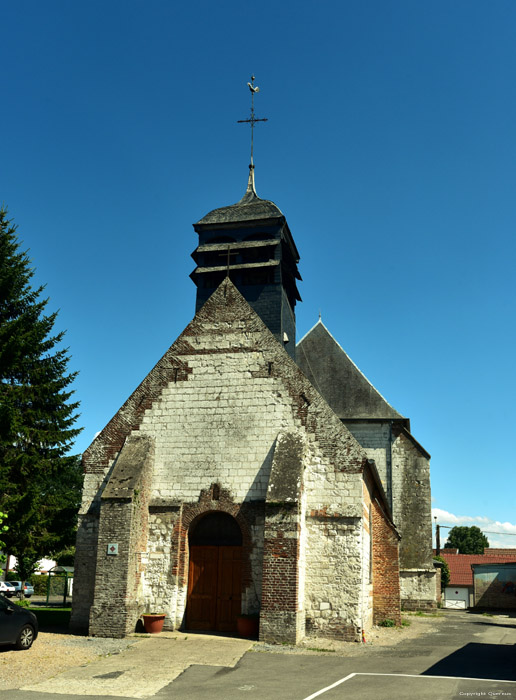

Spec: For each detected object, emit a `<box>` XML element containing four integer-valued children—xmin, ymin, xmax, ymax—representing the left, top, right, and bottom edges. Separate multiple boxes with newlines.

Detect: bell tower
<box><xmin>190</xmin><ymin>78</ymin><xmax>302</xmax><ymax>359</ymax></box>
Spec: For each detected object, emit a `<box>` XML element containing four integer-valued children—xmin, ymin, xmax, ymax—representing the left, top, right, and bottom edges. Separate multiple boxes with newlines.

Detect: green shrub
<box><xmin>14</xmin><ymin>598</ymin><xmax>31</xmax><ymax>609</ymax></box>
<box><xmin>433</xmin><ymin>555</ymin><xmax>450</xmax><ymax>589</ymax></box>
<box><xmin>378</xmin><ymin>618</ymin><xmax>396</xmax><ymax>627</ymax></box>
<box><xmin>30</xmin><ymin>575</ymin><xmax>48</xmax><ymax>596</ymax></box>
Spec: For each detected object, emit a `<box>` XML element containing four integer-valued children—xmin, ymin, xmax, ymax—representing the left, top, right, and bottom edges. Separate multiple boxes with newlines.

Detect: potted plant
<box><xmin>236</xmin><ymin>613</ymin><xmax>259</xmax><ymax>639</ymax></box>
<box><xmin>142</xmin><ymin>613</ymin><xmax>166</xmax><ymax>634</ymax></box>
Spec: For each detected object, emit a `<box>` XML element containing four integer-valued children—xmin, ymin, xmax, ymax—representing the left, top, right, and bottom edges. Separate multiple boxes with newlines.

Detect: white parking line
<box><xmin>302</xmin><ymin>672</ymin><xmax>516</xmax><ymax>699</ymax></box>
<box><xmin>302</xmin><ymin>673</ymin><xmax>357</xmax><ymax>700</ymax></box>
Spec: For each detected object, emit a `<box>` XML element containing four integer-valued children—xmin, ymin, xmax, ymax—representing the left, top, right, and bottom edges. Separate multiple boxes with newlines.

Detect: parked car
<box><xmin>0</xmin><ymin>581</ymin><xmax>15</xmax><ymax>597</ymax></box>
<box><xmin>8</xmin><ymin>581</ymin><xmax>35</xmax><ymax>598</ymax></box>
<box><xmin>0</xmin><ymin>595</ymin><xmax>38</xmax><ymax>649</ymax></box>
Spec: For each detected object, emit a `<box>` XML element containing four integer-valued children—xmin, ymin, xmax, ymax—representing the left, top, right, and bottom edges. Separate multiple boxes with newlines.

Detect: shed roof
<box><xmin>438</xmin><ymin>552</ymin><xmax>516</xmax><ymax>586</ymax></box>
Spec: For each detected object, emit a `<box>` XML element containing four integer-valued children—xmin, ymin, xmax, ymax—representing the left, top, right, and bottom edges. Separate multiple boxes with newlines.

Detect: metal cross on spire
<box><xmin>237</xmin><ymin>75</ymin><xmax>268</xmax><ymax>167</ymax></box>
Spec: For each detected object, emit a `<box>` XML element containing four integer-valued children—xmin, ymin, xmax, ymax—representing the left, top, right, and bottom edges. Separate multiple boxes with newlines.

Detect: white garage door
<box><xmin>444</xmin><ymin>587</ymin><xmax>469</xmax><ymax>609</ymax></box>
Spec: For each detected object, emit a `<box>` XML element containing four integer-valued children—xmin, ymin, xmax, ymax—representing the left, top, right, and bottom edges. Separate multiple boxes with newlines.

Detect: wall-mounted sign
<box><xmin>107</xmin><ymin>543</ymin><xmax>119</xmax><ymax>555</ymax></box>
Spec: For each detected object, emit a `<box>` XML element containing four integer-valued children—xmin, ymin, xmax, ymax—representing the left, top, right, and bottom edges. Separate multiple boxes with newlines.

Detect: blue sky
<box><xmin>2</xmin><ymin>1</ymin><xmax>515</xmax><ymax>548</ymax></box>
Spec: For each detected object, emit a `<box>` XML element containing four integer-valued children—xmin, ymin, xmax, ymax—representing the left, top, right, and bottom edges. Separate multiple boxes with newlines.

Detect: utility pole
<box><xmin>435</xmin><ymin>518</ymin><xmax>441</xmax><ymax>555</ymax></box>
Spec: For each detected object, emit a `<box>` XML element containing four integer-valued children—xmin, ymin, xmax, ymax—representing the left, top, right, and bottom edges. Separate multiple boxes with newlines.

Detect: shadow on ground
<box><xmin>423</xmin><ymin>642</ymin><xmax>516</xmax><ymax>682</ymax></box>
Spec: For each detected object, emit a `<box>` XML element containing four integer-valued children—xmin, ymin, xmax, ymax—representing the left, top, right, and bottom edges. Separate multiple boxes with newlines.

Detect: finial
<box><xmin>245</xmin><ymin>162</ymin><xmax>257</xmax><ymax>196</ymax></box>
<box><xmin>318</xmin><ymin>309</ymin><xmax>322</xmax><ymax>321</ymax></box>
<box><xmin>237</xmin><ymin>75</ymin><xmax>268</xmax><ymax>170</ymax></box>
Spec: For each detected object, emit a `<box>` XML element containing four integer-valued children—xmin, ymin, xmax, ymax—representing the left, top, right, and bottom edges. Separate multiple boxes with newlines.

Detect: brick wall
<box><xmin>371</xmin><ymin>497</ymin><xmax>401</xmax><ymax>626</ymax></box>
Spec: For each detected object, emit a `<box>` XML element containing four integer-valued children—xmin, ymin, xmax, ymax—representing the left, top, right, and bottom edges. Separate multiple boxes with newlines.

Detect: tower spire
<box><xmin>237</xmin><ymin>75</ymin><xmax>268</xmax><ymax>195</ymax></box>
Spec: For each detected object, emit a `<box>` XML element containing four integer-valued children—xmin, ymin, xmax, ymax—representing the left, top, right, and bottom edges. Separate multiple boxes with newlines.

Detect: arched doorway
<box><xmin>186</xmin><ymin>512</ymin><xmax>243</xmax><ymax>632</ymax></box>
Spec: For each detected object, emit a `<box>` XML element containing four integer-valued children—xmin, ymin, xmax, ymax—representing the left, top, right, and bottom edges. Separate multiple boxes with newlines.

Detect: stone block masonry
<box><xmin>73</xmin><ymin>280</ymin><xmax>401</xmax><ymax>642</ymax></box>
<box><xmin>88</xmin><ymin>434</ymin><xmax>154</xmax><ymax>638</ymax></box>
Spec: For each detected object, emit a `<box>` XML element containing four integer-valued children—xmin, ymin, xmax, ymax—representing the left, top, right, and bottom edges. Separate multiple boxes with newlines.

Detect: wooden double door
<box><xmin>186</xmin><ymin>545</ymin><xmax>242</xmax><ymax>632</ymax></box>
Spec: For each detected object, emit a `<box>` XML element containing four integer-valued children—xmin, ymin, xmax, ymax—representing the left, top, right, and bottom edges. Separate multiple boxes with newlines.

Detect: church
<box><xmin>71</xmin><ymin>146</ymin><xmax>435</xmax><ymax>642</ymax></box>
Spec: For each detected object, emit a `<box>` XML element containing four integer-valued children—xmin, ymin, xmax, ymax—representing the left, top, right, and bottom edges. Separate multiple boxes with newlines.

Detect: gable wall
<box><xmin>139</xmin><ymin>350</ymin><xmax>296</xmax><ymax>503</ymax></box>
<box><xmin>343</xmin><ymin>422</ymin><xmax>391</xmax><ymax>504</ymax></box>
<box><xmin>73</xmin><ymin>282</ymin><xmax>380</xmax><ymax>639</ymax></box>
<box><xmin>391</xmin><ymin>430</ymin><xmax>436</xmax><ymax>609</ymax></box>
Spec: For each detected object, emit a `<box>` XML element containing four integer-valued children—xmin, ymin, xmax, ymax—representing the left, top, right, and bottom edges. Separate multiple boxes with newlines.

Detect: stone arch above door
<box><xmin>189</xmin><ymin>511</ymin><xmax>243</xmax><ymax>546</ymax></box>
<box><xmin>170</xmin><ymin>486</ymin><xmax>256</xmax><ymax>631</ymax></box>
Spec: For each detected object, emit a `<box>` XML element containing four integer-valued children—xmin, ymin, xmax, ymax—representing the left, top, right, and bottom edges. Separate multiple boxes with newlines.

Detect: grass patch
<box><xmin>32</xmin><ymin>607</ymin><xmax>71</xmax><ymax>629</ymax></box>
<box><xmin>401</xmin><ymin>618</ymin><xmax>411</xmax><ymax>627</ymax></box>
<box><xmin>305</xmin><ymin>647</ymin><xmax>336</xmax><ymax>653</ymax></box>
<box><xmin>378</xmin><ymin>619</ymin><xmax>396</xmax><ymax>627</ymax></box>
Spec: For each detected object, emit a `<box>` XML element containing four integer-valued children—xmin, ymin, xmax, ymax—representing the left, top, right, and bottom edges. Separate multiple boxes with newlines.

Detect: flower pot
<box><xmin>142</xmin><ymin>614</ymin><xmax>166</xmax><ymax>634</ymax></box>
<box><xmin>236</xmin><ymin>615</ymin><xmax>259</xmax><ymax>639</ymax></box>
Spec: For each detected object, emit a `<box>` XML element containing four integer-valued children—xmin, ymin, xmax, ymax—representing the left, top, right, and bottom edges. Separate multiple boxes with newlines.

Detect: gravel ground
<box><xmin>0</xmin><ymin>632</ymin><xmax>137</xmax><ymax>690</ymax></box>
<box><xmin>0</xmin><ymin>613</ymin><xmax>442</xmax><ymax>690</ymax></box>
<box><xmin>255</xmin><ymin>613</ymin><xmax>443</xmax><ymax>656</ymax></box>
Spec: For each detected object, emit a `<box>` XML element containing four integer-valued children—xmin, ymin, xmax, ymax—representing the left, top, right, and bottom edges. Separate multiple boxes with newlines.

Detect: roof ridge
<box><xmin>297</xmin><ymin>320</ymin><xmax>404</xmax><ymax>419</ymax></box>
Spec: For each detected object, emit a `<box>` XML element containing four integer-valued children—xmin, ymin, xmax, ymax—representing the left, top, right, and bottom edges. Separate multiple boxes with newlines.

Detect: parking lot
<box><xmin>165</xmin><ymin>610</ymin><xmax>516</xmax><ymax>700</ymax></box>
<box><xmin>6</xmin><ymin>609</ymin><xmax>516</xmax><ymax>700</ymax></box>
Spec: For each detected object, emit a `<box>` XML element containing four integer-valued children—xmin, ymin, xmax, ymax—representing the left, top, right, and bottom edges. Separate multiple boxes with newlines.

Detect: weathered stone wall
<box><xmin>70</xmin><ymin>468</ymin><xmax>113</xmax><ymax>633</ymax></box>
<box><xmin>303</xmin><ymin>441</ymin><xmax>365</xmax><ymax>641</ymax></box>
<box><xmin>391</xmin><ymin>429</ymin><xmax>436</xmax><ymax>609</ymax></box>
<box><xmin>344</xmin><ymin>423</ymin><xmax>391</xmax><ymax>504</ymax></box>
<box><xmin>345</xmin><ymin>421</ymin><xmax>435</xmax><ymax>610</ymax></box>
<box><xmin>75</xmin><ymin>281</ymin><xmax>384</xmax><ymax>640</ymax></box>
<box><xmin>260</xmin><ymin>431</ymin><xmax>306</xmax><ymax>644</ymax></box>
<box><xmin>400</xmin><ymin>570</ymin><xmax>437</xmax><ymax>610</ymax></box>
<box><xmin>142</xmin><ymin>505</ymin><xmax>181</xmax><ymax>626</ymax></box>
<box><xmin>360</xmin><ymin>480</ymin><xmax>374</xmax><ymax>631</ymax></box>
<box><xmin>391</xmin><ymin>430</ymin><xmax>432</xmax><ymax>569</ymax></box>
<box><xmin>141</xmin><ymin>355</ymin><xmax>294</xmax><ymax>504</ymax></box>
<box><xmin>70</xmin><ymin>511</ymin><xmax>99</xmax><ymax>633</ymax></box>
<box><xmin>304</xmin><ymin>513</ymin><xmax>363</xmax><ymax>641</ymax></box>
<box><xmin>88</xmin><ymin>435</ymin><xmax>154</xmax><ymax>637</ymax></box>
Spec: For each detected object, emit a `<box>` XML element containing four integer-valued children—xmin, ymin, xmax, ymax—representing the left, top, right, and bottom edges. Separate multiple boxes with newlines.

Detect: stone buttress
<box><xmin>71</xmin><ymin>280</ymin><xmax>401</xmax><ymax>641</ymax></box>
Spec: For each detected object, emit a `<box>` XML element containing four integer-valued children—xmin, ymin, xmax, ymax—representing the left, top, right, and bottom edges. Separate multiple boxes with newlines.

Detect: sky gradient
<box><xmin>2</xmin><ymin>1</ymin><xmax>515</xmax><ymax>548</ymax></box>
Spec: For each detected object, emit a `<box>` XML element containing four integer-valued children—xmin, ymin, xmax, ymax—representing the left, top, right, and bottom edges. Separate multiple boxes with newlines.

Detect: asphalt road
<box><xmin>161</xmin><ymin>610</ymin><xmax>516</xmax><ymax>700</ymax></box>
<box><xmin>9</xmin><ymin>610</ymin><xmax>516</xmax><ymax>700</ymax></box>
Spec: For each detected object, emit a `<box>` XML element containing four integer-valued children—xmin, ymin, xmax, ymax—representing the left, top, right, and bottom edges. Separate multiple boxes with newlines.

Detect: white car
<box><xmin>0</xmin><ymin>581</ymin><xmax>15</xmax><ymax>597</ymax></box>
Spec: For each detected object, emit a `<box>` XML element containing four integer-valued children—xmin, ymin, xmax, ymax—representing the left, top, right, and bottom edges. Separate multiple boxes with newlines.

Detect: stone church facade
<box><xmin>71</xmin><ymin>169</ymin><xmax>433</xmax><ymax>641</ymax></box>
<box><xmin>297</xmin><ymin>323</ymin><xmax>435</xmax><ymax>609</ymax></box>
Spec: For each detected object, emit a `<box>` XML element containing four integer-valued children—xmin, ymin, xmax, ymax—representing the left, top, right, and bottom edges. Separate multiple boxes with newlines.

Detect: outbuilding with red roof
<box><xmin>436</xmin><ymin>550</ymin><xmax>516</xmax><ymax>609</ymax></box>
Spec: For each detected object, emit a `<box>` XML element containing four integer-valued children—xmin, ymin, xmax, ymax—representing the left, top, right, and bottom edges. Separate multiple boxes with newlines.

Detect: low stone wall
<box><xmin>400</xmin><ymin>569</ymin><xmax>437</xmax><ymax>611</ymax></box>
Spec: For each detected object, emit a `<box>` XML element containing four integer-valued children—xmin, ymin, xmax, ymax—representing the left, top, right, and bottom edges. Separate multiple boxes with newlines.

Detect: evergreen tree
<box><xmin>444</xmin><ymin>526</ymin><xmax>489</xmax><ymax>554</ymax></box>
<box><xmin>0</xmin><ymin>511</ymin><xmax>7</xmax><ymax>564</ymax></box>
<box><xmin>0</xmin><ymin>208</ymin><xmax>82</xmax><ymax>580</ymax></box>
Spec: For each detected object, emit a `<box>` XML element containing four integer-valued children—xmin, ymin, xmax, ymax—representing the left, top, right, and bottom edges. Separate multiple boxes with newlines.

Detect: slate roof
<box><xmin>438</xmin><ymin>551</ymin><xmax>516</xmax><ymax>587</ymax></box>
<box><xmin>296</xmin><ymin>320</ymin><xmax>404</xmax><ymax>420</ymax></box>
<box><xmin>195</xmin><ymin>170</ymin><xmax>284</xmax><ymax>226</ymax></box>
